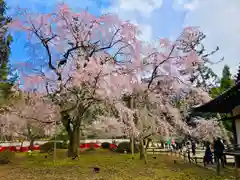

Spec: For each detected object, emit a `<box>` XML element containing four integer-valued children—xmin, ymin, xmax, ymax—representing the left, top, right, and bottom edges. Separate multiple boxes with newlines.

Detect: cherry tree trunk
<box><xmin>61</xmin><ymin>112</ymin><xmax>81</xmax><ymax>158</ymax></box>
<box><xmin>139</xmin><ymin>139</ymin><xmax>144</xmax><ymax>159</ymax></box>
<box><xmin>139</xmin><ymin>137</ymin><xmax>147</xmax><ymax>164</ymax></box>
<box><xmin>130</xmin><ymin>97</ymin><xmax>135</xmax><ymax>158</ymax></box>
<box><xmin>20</xmin><ymin>141</ymin><xmax>24</xmax><ymax>152</ymax></box>
<box><xmin>27</xmin><ymin>125</ymin><xmax>34</xmax><ymax>150</ymax></box>
<box><xmin>29</xmin><ymin>139</ymin><xmax>34</xmax><ymax>150</ymax></box>
<box><xmin>130</xmin><ymin>137</ymin><xmax>134</xmax><ymax>158</ymax></box>
<box><xmin>144</xmin><ymin>138</ymin><xmax>150</xmax><ymax>152</ymax></box>
<box><xmin>67</xmin><ymin>125</ymin><xmax>80</xmax><ymax>158</ymax></box>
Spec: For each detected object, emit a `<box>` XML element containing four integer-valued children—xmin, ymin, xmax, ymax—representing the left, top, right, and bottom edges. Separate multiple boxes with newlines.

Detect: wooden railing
<box><xmin>146</xmin><ymin>147</ymin><xmax>235</xmax><ymax>165</ymax></box>
<box><xmin>146</xmin><ymin>147</ymin><xmax>239</xmax><ymax>178</ymax></box>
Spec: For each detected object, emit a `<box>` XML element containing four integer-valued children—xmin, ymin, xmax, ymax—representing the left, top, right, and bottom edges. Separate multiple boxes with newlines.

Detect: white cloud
<box><xmin>173</xmin><ymin>0</ymin><xmax>198</xmax><ymax>11</ymax></box>
<box><xmin>137</xmin><ymin>24</ymin><xmax>153</xmax><ymax>42</ymax></box>
<box><xmin>102</xmin><ymin>0</ymin><xmax>163</xmax><ymax>42</ymax></box>
<box><xmin>107</xmin><ymin>0</ymin><xmax>163</xmax><ymax>17</ymax></box>
<box><xmin>104</xmin><ymin>0</ymin><xmax>240</xmax><ymax>76</ymax></box>
<box><xmin>183</xmin><ymin>1</ymin><xmax>198</xmax><ymax>11</ymax></box>
<box><xmin>183</xmin><ymin>0</ymin><xmax>240</xmax><ymax>76</ymax></box>
<box><xmin>8</xmin><ymin>0</ymin><xmax>239</xmax><ymax>77</ymax></box>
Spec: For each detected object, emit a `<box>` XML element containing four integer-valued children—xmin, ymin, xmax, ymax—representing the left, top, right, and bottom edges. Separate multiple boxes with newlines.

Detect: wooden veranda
<box><xmin>192</xmin><ymin>81</ymin><xmax>240</xmax><ymax>169</ymax></box>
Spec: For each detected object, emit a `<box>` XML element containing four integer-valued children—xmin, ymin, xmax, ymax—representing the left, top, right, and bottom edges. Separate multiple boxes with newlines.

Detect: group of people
<box><xmin>165</xmin><ymin>137</ymin><xmax>226</xmax><ymax>166</ymax></box>
<box><xmin>168</xmin><ymin>137</ymin><xmax>226</xmax><ymax>166</ymax></box>
<box><xmin>204</xmin><ymin>137</ymin><xmax>226</xmax><ymax>166</ymax></box>
<box><xmin>166</xmin><ymin>139</ymin><xmax>196</xmax><ymax>154</ymax></box>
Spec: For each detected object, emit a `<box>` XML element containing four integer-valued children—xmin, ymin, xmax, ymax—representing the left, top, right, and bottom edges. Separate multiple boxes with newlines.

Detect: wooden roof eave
<box><xmin>192</xmin><ymin>82</ymin><xmax>240</xmax><ymax>113</ymax></box>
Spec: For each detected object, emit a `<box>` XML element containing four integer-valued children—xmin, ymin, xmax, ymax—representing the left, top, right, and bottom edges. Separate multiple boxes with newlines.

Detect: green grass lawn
<box><xmin>0</xmin><ymin>149</ymin><xmax>233</xmax><ymax>180</ymax></box>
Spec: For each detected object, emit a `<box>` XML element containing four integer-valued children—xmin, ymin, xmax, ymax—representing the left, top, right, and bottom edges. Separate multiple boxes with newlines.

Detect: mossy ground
<box><xmin>0</xmin><ymin>149</ymin><xmax>234</xmax><ymax>180</ymax></box>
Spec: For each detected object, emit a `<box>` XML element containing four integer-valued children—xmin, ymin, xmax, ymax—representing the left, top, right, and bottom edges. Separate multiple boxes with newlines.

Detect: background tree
<box><xmin>0</xmin><ymin>90</ymin><xmax>60</xmax><ymax>148</ymax></box>
<box><xmin>89</xmin><ymin>28</ymin><xmax>226</xmax><ymax>162</ymax></box>
<box><xmin>186</xmin><ymin>31</ymin><xmax>220</xmax><ymax>92</ymax></box>
<box><xmin>0</xmin><ymin>0</ymin><xmax>12</xmax><ymax>82</ymax></box>
<box><xmin>0</xmin><ymin>0</ymin><xmax>16</xmax><ymax>113</ymax></box>
<box><xmin>8</xmin><ymin>3</ymin><xmax>227</xmax><ymax>162</ymax></box>
<box><xmin>9</xmin><ymin>3</ymin><xmax>143</xmax><ymax>158</ymax></box>
<box><xmin>173</xmin><ymin>31</ymin><xmax>221</xmax><ymax>122</ymax></box>
<box><xmin>211</xmin><ymin>65</ymin><xmax>234</xmax><ymax>98</ymax></box>
<box><xmin>234</xmin><ymin>63</ymin><xmax>240</xmax><ymax>84</ymax></box>
<box><xmin>209</xmin><ymin>65</ymin><xmax>235</xmax><ymax>132</ymax></box>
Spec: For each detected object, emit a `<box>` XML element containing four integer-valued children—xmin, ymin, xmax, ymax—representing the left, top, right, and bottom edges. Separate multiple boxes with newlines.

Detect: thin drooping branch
<box><xmin>147</xmin><ymin>45</ymin><xmax>175</xmax><ymax>89</ymax></box>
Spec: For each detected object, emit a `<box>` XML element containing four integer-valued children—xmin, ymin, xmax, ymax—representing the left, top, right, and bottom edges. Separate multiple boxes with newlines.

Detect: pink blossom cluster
<box><xmin>0</xmin><ymin>91</ymin><xmax>60</xmax><ymax>139</ymax></box>
<box><xmin>2</xmin><ymin>3</ymin><xmax>225</xmax><ymax>142</ymax></box>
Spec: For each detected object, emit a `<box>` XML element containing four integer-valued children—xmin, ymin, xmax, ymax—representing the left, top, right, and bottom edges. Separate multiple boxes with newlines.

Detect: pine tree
<box><xmin>210</xmin><ymin>65</ymin><xmax>234</xmax><ymax>98</ymax></box>
<box><xmin>234</xmin><ymin>64</ymin><xmax>240</xmax><ymax>84</ymax></box>
<box><xmin>0</xmin><ymin>0</ymin><xmax>15</xmax><ymax>106</ymax></box>
<box><xmin>220</xmin><ymin>65</ymin><xmax>234</xmax><ymax>90</ymax></box>
<box><xmin>0</xmin><ymin>0</ymin><xmax>12</xmax><ymax>82</ymax></box>
<box><xmin>210</xmin><ymin>65</ymin><xmax>235</xmax><ymax>132</ymax></box>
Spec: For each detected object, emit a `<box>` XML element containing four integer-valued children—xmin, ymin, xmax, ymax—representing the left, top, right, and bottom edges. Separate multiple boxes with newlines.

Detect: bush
<box><xmin>40</xmin><ymin>141</ymin><xmax>68</xmax><ymax>153</ymax></box>
<box><xmin>0</xmin><ymin>150</ymin><xmax>15</xmax><ymax>164</ymax></box>
<box><xmin>84</xmin><ymin>143</ymin><xmax>96</xmax><ymax>152</ymax></box>
<box><xmin>109</xmin><ymin>144</ymin><xmax>118</xmax><ymax>152</ymax></box>
<box><xmin>101</xmin><ymin>142</ymin><xmax>110</xmax><ymax>149</ymax></box>
<box><xmin>89</xmin><ymin>143</ymin><xmax>96</xmax><ymax>151</ymax></box>
<box><xmin>116</xmin><ymin>142</ymin><xmax>139</xmax><ymax>153</ymax></box>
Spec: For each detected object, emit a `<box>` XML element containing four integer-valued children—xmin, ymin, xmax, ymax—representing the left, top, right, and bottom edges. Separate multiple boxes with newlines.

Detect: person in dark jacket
<box><xmin>213</xmin><ymin>137</ymin><xmax>217</xmax><ymax>163</ymax></box>
<box><xmin>191</xmin><ymin>141</ymin><xmax>196</xmax><ymax>156</ymax></box>
<box><xmin>214</xmin><ymin>137</ymin><xmax>225</xmax><ymax>166</ymax></box>
<box><xmin>204</xmin><ymin>141</ymin><xmax>213</xmax><ymax>165</ymax></box>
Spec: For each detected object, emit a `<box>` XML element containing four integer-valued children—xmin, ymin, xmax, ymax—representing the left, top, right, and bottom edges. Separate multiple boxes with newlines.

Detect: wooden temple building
<box><xmin>192</xmin><ymin>81</ymin><xmax>240</xmax><ymax>167</ymax></box>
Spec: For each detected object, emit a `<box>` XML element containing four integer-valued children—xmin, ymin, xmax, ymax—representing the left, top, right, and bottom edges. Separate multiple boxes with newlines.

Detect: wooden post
<box><xmin>187</xmin><ymin>151</ymin><xmax>191</xmax><ymax>163</ymax></box>
<box><xmin>235</xmin><ymin>157</ymin><xmax>239</xmax><ymax>180</ymax></box>
<box><xmin>232</xmin><ymin>108</ymin><xmax>240</xmax><ymax>168</ymax></box>
<box><xmin>216</xmin><ymin>157</ymin><xmax>220</xmax><ymax>176</ymax></box>
<box><xmin>53</xmin><ymin>118</ymin><xmax>57</xmax><ymax>165</ymax></box>
<box><xmin>203</xmin><ymin>156</ymin><xmax>206</xmax><ymax>167</ymax></box>
<box><xmin>130</xmin><ymin>96</ymin><xmax>134</xmax><ymax>159</ymax></box>
<box><xmin>195</xmin><ymin>157</ymin><xmax>197</xmax><ymax>164</ymax></box>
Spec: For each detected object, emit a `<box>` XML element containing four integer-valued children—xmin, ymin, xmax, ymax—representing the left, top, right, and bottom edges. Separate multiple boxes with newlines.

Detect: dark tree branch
<box><xmin>147</xmin><ymin>45</ymin><xmax>175</xmax><ymax>89</ymax></box>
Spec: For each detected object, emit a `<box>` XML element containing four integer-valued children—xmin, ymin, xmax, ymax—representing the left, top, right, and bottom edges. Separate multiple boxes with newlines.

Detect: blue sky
<box><xmin>6</xmin><ymin>0</ymin><xmax>240</xmax><ymax>77</ymax></box>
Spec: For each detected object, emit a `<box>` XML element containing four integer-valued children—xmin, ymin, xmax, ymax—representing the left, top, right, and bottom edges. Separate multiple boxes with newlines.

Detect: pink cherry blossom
<box><xmin>6</xmin><ymin>3</ymin><xmax>226</xmax><ymax>153</ymax></box>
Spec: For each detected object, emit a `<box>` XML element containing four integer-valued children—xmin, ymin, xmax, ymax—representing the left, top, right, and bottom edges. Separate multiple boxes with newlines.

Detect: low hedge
<box><xmin>0</xmin><ymin>150</ymin><xmax>15</xmax><ymax>164</ymax></box>
<box><xmin>116</xmin><ymin>142</ymin><xmax>139</xmax><ymax>153</ymax></box>
<box><xmin>101</xmin><ymin>142</ymin><xmax>110</xmax><ymax>149</ymax></box>
<box><xmin>40</xmin><ymin>142</ymin><xmax>68</xmax><ymax>153</ymax></box>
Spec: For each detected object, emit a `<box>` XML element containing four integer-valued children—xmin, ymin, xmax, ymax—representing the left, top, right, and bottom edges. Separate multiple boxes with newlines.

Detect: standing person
<box><xmin>213</xmin><ymin>137</ymin><xmax>217</xmax><ymax>163</ymax></box>
<box><xmin>187</xmin><ymin>141</ymin><xmax>191</xmax><ymax>163</ymax></box>
<box><xmin>191</xmin><ymin>141</ymin><xmax>196</xmax><ymax>156</ymax></box>
<box><xmin>171</xmin><ymin>138</ymin><xmax>175</xmax><ymax>150</ymax></box>
<box><xmin>214</xmin><ymin>137</ymin><xmax>225</xmax><ymax>166</ymax></box>
<box><xmin>204</xmin><ymin>141</ymin><xmax>213</xmax><ymax>165</ymax></box>
<box><xmin>186</xmin><ymin>141</ymin><xmax>191</xmax><ymax>162</ymax></box>
<box><xmin>167</xmin><ymin>138</ymin><xmax>171</xmax><ymax>150</ymax></box>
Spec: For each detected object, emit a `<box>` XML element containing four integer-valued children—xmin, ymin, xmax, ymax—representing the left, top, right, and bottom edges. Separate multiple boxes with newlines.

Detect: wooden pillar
<box><xmin>232</xmin><ymin>106</ymin><xmax>240</xmax><ymax>168</ymax></box>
